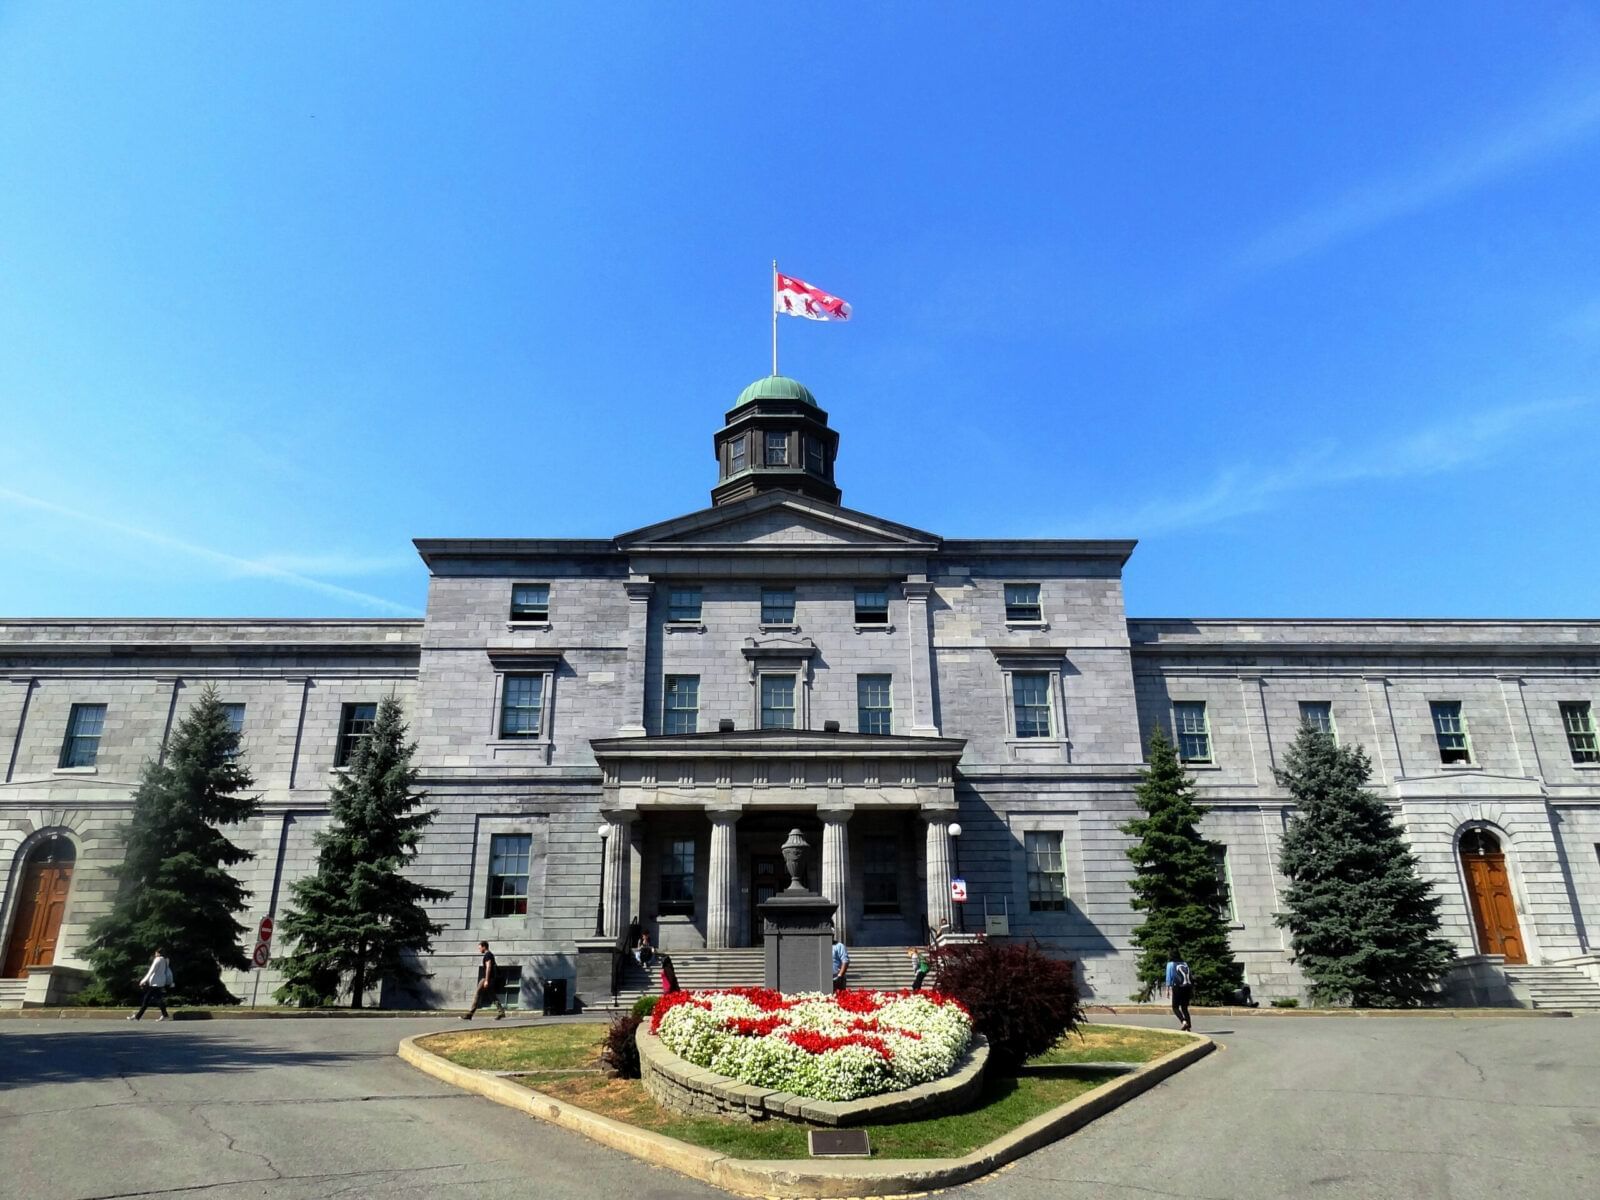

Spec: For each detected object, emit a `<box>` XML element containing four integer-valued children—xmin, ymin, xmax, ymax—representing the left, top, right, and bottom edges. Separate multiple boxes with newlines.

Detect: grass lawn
<box><xmin>421</xmin><ymin>1020</ymin><xmax>1193</xmax><ymax>1160</ymax></box>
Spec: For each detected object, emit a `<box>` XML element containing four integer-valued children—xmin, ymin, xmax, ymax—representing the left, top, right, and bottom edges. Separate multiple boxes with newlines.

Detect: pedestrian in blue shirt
<box><xmin>1165</xmin><ymin>952</ymin><xmax>1193</xmax><ymax>1031</ymax></box>
<box><xmin>832</xmin><ymin>939</ymin><xmax>849</xmax><ymax>992</ymax></box>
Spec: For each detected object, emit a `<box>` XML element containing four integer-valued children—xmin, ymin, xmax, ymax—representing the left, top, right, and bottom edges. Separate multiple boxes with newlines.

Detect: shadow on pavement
<box><xmin>0</xmin><ymin>1029</ymin><xmax>364</xmax><ymax>1087</ymax></box>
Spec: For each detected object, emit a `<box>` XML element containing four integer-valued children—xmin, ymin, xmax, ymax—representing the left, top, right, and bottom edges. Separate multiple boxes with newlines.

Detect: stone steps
<box><xmin>1503</xmin><ymin>964</ymin><xmax>1600</xmax><ymax>1011</ymax></box>
<box><xmin>0</xmin><ymin>979</ymin><xmax>27</xmax><ymax>1010</ymax></box>
<box><xmin>605</xmin><ymin>946</ymin><xmax>924</xmax><ymax>1011</ymax></box>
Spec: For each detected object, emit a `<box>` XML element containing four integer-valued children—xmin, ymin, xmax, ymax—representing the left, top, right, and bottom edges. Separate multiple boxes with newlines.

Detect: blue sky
<box><xmin>2</xmin><ymin>5</ymin><xmax>1598</xmax><ymax>620</ymax></box>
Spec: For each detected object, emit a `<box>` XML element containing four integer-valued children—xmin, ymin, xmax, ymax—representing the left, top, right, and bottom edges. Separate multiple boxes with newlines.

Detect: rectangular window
<box><xmin>335</xmin><ymin>702</ymin><xmax>377</xmax><ymax>767</ymax></box>
<box><xmin>497</xmin><ymin>965</ymin><xmax>523</xmax><ymax>1010</ymax></box>
<box><xmin>664</xmin><ymin>675</ymin><xmax>699</xmax><ymax>735</ymax></box>
<box><xmin>1431</xmin><ymin>701</ymin><xmax>1471</xmax><ymax>764</ymax></box>
<box><xmin>221</xmin><ymin>703</ymin><xmax>246</xmax><ymax>760</ymax></box>
<box><xmin>1025</xmin><ymin>830</ymin><xmax>1067</xmax><ymax>912</ymax></box>
<box><xmin>857</xmin><ymin>674</ymin><xmax>893</xmax><ymax>735</ymax></box>
<box><xmin>667</xmin><ymin>586</ymin><xmax>702</xmax><ymax>622</ymax></box>
<box><xmin>1173</xmin><ymin>701</ymin><xmax>1211</xmax><ymax>763</ymax></box>
<box><xmin>863</xmin><ymin>836</ymin><xmax>900</xmax><ymax>914</ymax></box>
<box><xmin>1004</xmin><ymin>583</ymin><xmax>1043</xmax><ymax>623</ymax></box>
<box><xmin>1298</xmin><ymin>700</ymin><xmax>1335</xmax><ymax>738</ymax></box>
<box><xmin>729</xmin><ymin>434</ymin><xmax>749</xmax><ymax>473</ymax></box>
<box><xmin>487</xmin><ymin>833</ymin><xmax>532</xmax><ymax>916</ymax></box>
<box><xmin>760</xmin><ymin>674</ymin><xmax>797</xmax><ymax>730</ymax></box>
<box><xmin>1012</xmin><ymin>672</ymin><xmax>1052</xmax><ymax>738</ymax></box>
<box><xmin>58</xmin><ymin>703</ymin><xmax>106</xmax><ymax>768</ymax></box>
<box><xmin>764</xmin><ymin>431</ymin><xmax>789</xmax><ymax>466</ymax></box>
<box><xmin>510</xmin><ymin>583</ymin><xmax>550</xmax><ymax>622</ymax></box>
<box><xmin>761</xmin><ymin>587</ymin><xmax>795</xmax><ymax>624</ymax></box>
<box><xmin>1211</xmin><ymin>843</ymin><xmax>1236</xmax><ymax>923</ymax></box>
<box><xmin>854</xmin><ymin>587</ymin><xmax>888</xmax><ymax>625</ymax></box>
<box><xmin>659</xmin><ymin>837</ymin><xmax>695</xmax><ymax>914</ymax></box>
<box><xmin>1561</xmin><ymin>701</ymin><xmax>1599</xmax><ymax>764</ymax></box>
<box><xmin>500</xmin><ymin>675</ymin><xmax>545</xmax><ymax>738</ymax></box>
<box><xmin>805</xmin><ymin>435</ymin><xmax>825</xmax><ymax>474</ymax></box>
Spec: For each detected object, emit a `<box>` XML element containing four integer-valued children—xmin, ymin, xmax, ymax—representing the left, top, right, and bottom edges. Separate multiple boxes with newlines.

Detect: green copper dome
<box><xmin>734</xmin><ymin>375</ymin><xmax>817</xmax><ymax>408</ymax></box>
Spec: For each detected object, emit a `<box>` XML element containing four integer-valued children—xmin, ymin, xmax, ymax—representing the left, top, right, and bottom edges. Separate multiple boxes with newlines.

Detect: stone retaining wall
<box><xmin>636</xmin><ymin>1025</ymin><xmax>988</xmax><ymax>1127</ymax></box>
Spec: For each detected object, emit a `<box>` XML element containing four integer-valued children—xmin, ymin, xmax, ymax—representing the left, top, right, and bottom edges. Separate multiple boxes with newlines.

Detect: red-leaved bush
<box><xmin>602</xmin><ymin>1013</ymin><xmax>643</xmax><ymax>1078</ymax></box>
<box><xmin>931</xmin><ymin>940</ymin><xmax>1081</xmax><ymax>1071</ymax></box>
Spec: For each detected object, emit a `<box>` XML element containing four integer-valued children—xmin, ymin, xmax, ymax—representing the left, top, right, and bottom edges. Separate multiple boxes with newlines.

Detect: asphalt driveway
<box><xmin>0</xmin><ymin>1012</ymin><xmax>1594</xmax><ymax>1200</ymax></box>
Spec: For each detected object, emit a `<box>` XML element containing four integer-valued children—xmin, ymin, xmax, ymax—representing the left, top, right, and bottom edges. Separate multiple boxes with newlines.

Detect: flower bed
<box><xmin>650</xmin><ymin>987</ymin><xmax>973</xmax><ymax>1102</ymax></box>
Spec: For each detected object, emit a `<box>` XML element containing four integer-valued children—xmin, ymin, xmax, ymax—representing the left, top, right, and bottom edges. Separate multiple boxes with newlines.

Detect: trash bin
<box><xmin>543</xmin><ymin>978</ymin><xmax>567</xmax><ymax>1016</ymax></box>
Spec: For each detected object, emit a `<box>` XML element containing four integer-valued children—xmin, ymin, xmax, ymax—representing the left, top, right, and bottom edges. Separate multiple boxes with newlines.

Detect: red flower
<box><xmin>727</xmin><ymin>1014</ymin><xmax>786</xmax><ymax>1038</ymax></box>
<box><xmin>784</xmin><ymin>1028</ymin><xmax>895</xmax><ymax>1062</ymax></box>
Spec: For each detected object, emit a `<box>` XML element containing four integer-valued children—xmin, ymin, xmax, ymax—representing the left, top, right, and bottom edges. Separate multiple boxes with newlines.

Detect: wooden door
<box><xmin>2</xmin><ymin>862</ymin><xmax>73</xmax><ymax>978</ymax></box>
<box><xmin>750</xmin><ymin>854</ymin><xmax>783</xmax><ymax>946</ymax></box>
<box><xmin>1463</xmin><ymin>852</ymin><xmax>1526</xmax><ymax>964</ymax></box>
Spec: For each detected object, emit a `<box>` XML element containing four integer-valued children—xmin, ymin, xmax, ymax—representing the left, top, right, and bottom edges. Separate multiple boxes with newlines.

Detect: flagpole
<box><xmin>771</xmin><ymin>259</ymin><xmax>779</xmax><ymax>376</ymax></box>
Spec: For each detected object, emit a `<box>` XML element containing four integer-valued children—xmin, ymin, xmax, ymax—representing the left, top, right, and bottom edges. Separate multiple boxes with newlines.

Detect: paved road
<box><xmin>1</xmin><ymin>1013</ymin><xmax>1595</xmax><ymax>1200</ymax></box>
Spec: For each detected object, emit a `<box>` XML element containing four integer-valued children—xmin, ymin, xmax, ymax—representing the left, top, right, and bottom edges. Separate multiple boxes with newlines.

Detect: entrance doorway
<box><xmin>1460</xmin><ymin>828</ymin><xmax>1526</xmax><ymax>964</ymax></box>
<box><xmin>750</xmin><ymin>854</ymin><xmax>783</xmax><ymax>945</ymax></box>
<box><xmin>2</xmin><ymin>836</ymin><xmax>76</xmax><ymax>978</ymax></box>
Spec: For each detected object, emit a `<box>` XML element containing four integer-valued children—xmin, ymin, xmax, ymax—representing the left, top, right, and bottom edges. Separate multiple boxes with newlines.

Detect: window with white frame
<box><xmin>857</xmin><ymin>675</ymin><xmax>892</xmax><ymax>735</ymax></box>
<box><xmin>1298</xmin><ymin>700</ymin><xmax>1334</xmax><ymax>739</ymax></box>
<box><xmin>335</xmin><ymin>702</ymin><xmax>377</xmax><ymax>767</ymax></box>
<box><xmin>764</xmin><ymin>430</ymin><xmax>789</xmax><ymax>466</ymax></box>
<box><xmin>1210</xmin><ymin>843</ymin><xmax>1236</xmax><ymax>923</ymax></box>
<box><xmin>659</xmin><ymin>837</ymin><xmax>695</xmax><ymax>914</ymax></box>
<box><xmin>668</xmin><ymin>586</ymin><xmax>702</xmax><ymax>622</ymax></box>
<box><xmin>729</xmin><ymin>433</ymin><xmax>749</xmax><ymax>473</ymax></box>
<box><xmin>1431</xmin><ymin>701</ymin><xmax>1471</xmax><ymax>764</ymax></box>
<box><xmin>1173</xmin><ymin>701</ymin><xmax>1211</xmax><ymax>763</ymax></box>
<box><xmin>1561</xmin><ymin>701</ymin><xmax>1598</xmax><ymax>764</ymax></box>
<box><xmin>664</xmin><ymin>675</ymin><xmax>699</xmax><ymax>735</ymax></box>
<box><xmin>1004</xmin><ymin>583</ymin><xmax>1042</xmax><ymax>623</ymax></box>
<box><xmin>487</xmin><ymin>833</ymin><xmax>532</xmax><ymax>916</ymax></box>
<box><xmin>221</xmin><ymin>703</ymin><xmax>246</xmax><ymax>760</ymax></box>
<box><xmin>59</xmin><ymin>703</ymin><xmax>106</xmax><ymax>768</ymax></box>
<box><xmin>804</xmin><ymin>435</ymin><xmax>825</xmax><ymax>474</ymax></box>
<box><xmin>496</xmin><ymin>965</ymin><xmax>523</xmax><ymax>1009</ymax></box>
<box><xmin>500</xmin><ymin>675</ymin><xmax>545</xmax><ymax>738</ymax></box>
<box><xmin>863</xmin><ymin>836</ymin><xmax>900</xmax><ymax>914</ymax></box>
<box><xmin>1025</xmin><ymin>830</ymin><xmax>1067</xmax><ymax>911</ymax></box>
<box><xmin>510</xmin><ymin>582</ymin><xmax>550</xmax><ymax>622</ymax></box>
<box><xmin>854</xmin><ymin>587</ymin><xmax>888</xmax><ymax>625</ymax></box>
<box><xmin>1012</xmin><ymin>672</ymin><xmax>1052</xmax><ymax>738</ymax></box>
<box><xmin>760</xmin><ymin>674</ymin><xmax>797</xmax><ymax>730</ymax></box>
<box><xmin>761</xmin><ymin>587</ymin><xmax>795</xmax><ymax>624</ymax></box>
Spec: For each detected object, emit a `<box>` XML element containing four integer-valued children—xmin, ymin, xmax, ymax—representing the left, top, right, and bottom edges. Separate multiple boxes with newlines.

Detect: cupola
<box><xmin>711</xmin><ymin>375</ymin><xmax>841</xmax><ymax>506</ymax></box>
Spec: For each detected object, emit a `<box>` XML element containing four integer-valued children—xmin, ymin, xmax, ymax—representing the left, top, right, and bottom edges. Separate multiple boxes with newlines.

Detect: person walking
<box><xmin>907</xmin><ymin>944</ymin><xmax>931</xmax><ymax>991</ymax></box>
<box><xmin>128</xmin><ymin>948</ymin><xmax>173</xmax><ymax>1021</ymax></box>
<box><xmin>832</xmin><ymin>938</ymin><xmax>850</xmax><ymax>992</ymax></box>
<box><xmin>1166</xmin><ymin>952</ymin><xmax>1194</xmax><ymax>1032</ymax></box>
<box><xmin>461</xmin><ymin>940</ymin><xmax>506</xmax><ymax>1020</ymax></box>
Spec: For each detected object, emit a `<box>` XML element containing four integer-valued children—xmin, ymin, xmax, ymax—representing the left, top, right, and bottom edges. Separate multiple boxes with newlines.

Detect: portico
<box><xmin>591</xmin><ymin>730</ymin><xmax>965</xmax><ymax>950</ymax></box>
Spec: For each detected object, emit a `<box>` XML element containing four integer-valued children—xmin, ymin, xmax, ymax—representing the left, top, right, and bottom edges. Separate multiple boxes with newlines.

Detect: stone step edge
<box><xmin>396</xmin><ymin>1023</ymin><xmax>1214</xmax><ymax>1199</ymax></box>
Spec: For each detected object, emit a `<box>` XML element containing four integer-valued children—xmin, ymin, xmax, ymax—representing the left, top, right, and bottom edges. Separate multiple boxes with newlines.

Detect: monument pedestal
<box><xmin>759</xmin><ymin>827</ymin><xmax>839</xmax><ymax>995</ymax></box>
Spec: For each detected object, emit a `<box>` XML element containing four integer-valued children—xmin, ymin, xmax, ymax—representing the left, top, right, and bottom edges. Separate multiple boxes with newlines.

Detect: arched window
<box><xmin>1460</xmin><ymin>828</ymin><xmax>1501</xmax><ymax>856</ymax></box>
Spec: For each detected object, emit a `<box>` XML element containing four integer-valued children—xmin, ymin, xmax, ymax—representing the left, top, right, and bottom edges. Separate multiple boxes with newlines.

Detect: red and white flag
<box><xmin>775</xmin><ymin>272</ymin><xmax>852</xmax><ymax>322</ymax></box>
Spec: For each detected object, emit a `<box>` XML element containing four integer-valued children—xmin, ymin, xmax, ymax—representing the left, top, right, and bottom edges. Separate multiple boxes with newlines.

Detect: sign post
<box><xmin>249</xmin><ymin>916</ymin><xmax>275</xmax><ymax>1005</ymax></box>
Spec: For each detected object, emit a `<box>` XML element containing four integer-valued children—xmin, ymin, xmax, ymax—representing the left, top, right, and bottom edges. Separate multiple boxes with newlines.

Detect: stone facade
<box><xmin>3</xmin><ymin>378</ymin><xmax>1599</xmax><ymax>1008</ymax></box>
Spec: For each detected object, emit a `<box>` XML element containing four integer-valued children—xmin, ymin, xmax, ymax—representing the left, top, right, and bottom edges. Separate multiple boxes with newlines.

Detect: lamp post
<box><xmin>949</xmin><ymin>822</ymin><xmax>964</xmax><ymax>933</ymax></box>
<box><xmin>594</xmin><ymin>823</ymin><xmax>612</xmax><ymax>937</ymax></box>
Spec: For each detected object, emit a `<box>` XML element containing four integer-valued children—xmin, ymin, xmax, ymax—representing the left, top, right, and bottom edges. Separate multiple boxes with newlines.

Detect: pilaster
<box><xmin>903</xmin><ymin>576</ymin><xmax>940</xmax><ymax>736</ymax></box>
<box><xmin>617</xmin><ymin>575</ymin><xmax>654</xmax><ymax>737</ymax></box>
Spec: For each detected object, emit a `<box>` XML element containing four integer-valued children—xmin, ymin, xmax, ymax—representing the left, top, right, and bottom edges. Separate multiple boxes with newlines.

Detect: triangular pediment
<box><xmin>617</xmin><ymin>491</ymin><xmax>940</xmax><ymax>549</ymax></box>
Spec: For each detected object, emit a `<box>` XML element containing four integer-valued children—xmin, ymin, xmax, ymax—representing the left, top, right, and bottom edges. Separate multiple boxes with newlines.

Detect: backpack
<box><xmin>1173</xmin><ymin>961</ymin><xmax>1192</xmax><ymax>988</ymax></box>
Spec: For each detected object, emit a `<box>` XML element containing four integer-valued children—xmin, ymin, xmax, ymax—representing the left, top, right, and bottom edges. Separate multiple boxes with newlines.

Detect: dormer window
<box><xmin>765</xmin><ymin>431</ymin><xmax>789</xmax><ymax>466</ymax></box>
<box><xmin>510</xmin><ymin>583</ymin><xmax>549</xmax><ymax>622</ymax></box>
<box><xmin>1005</xmin><ymin>583</ymin><xmax>1042</xmax><ymax>623</ymax></box>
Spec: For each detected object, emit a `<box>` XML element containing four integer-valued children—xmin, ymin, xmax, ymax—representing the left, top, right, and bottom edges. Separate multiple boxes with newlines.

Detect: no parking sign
<box><xmin>252</xmin><ymin>916</ymin><xmax>274</xmax><ymax>968</ymax></box>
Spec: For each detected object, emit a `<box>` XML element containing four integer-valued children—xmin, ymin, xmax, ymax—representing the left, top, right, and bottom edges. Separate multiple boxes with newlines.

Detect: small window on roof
<box><xmin>510</xmin><ymin>583</ymin><xmax>549</xmax><ymax>622</ymax></box>
<box><xmin>1004</xmin><ymin>583</ymin><xmax>1042</xmax><ymax>623</ymax></box>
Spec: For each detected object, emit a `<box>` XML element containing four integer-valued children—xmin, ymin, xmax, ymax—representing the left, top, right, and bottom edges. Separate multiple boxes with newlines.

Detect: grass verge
<box><xmin>1031</xmin><ymin>1022</ymin><xmax>1190</xmax><ymax>1065</ymax></box>
<box><xmin>420</xmin><ymin>1022</ymin><xmax>606</xmax><ymax>1072</ymax></box>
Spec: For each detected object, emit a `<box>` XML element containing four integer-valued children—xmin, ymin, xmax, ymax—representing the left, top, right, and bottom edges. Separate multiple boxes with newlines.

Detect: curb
<box><xmin>0</xmin><ymin>1008</ymin><xmax>497</xmax><ymax>1022</ymax></box>
<box><xmin>1088</xmin><ymin>1005</ymin><xmax>1576</xmax><ymax>1019</ymax></box>
<box><xmin>398</xmin><ymin>1024</ymin><xmax>1214</xmax><ymax>1198</ymax></box>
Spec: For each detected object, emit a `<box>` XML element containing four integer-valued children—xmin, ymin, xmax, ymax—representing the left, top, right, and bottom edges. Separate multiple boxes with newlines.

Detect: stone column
<box><xmin>902</xmin><ymin>576</ymin><xmax>940</xmax><ymax>736</ymax></box>
<box><xmin>617</xmin><ymin>575</ymin><xmax>654</xmax><ymax>737</ymax></box>
<box><xmin>601</xmin><ymin>814</ymin><xmax>635</xmax><ymax>940</ymax></box>
<box><xmin>924</xmin><ymin>816</ymin><xmax>955</xmax><ymax>934</ymax></box>
<box><xmin>706</xmin><ymin>809</ymin><xmax>741</xmax><ymax>948</ymax></box>
<box><xmin>820</xmin><ymin>807</ymin><xmax>852</xmax><ymax>943</ymax></box>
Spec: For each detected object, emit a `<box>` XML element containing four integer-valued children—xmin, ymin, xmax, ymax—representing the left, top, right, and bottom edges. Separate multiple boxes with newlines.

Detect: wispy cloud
<box><xmin>1065</xmin><ymin>397</ymin><xmax>1590</xmax><ymax>538</ymax></box>
<box><xmin>248</xmin><ymin>552</ymin><xmax>417</xmax><ymax>577</ymax></box>
<box><xmin>1232</xmin><ymin>86</ymin><xmax>1600</xmax><ymax>277</ymax></box>
<box><xmin>0</xmin><ymin>487</ymin><xmax>421</xmax><ymax>616</ymax></box>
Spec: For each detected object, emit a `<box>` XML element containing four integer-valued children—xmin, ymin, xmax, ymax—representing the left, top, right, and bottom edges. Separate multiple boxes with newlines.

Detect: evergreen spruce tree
<box><xmin>1276</xmin><ymin>726</ymin><xmax>1454</xmax><ymax>1007</ymax></box>
<box><xmin>1122</xmin><ymin>728</ymin><xmax>1240</xmax><ymax>1004</ymax></box>
<box><xmin>274</xmin><ymin>697</ymin><xmax>449</xmax><ymax>1008</ymax></box>
<box><xmin>83</xmin><ymin>686</ymin><xmax>258</xmax><ymax>1005</ymax></box>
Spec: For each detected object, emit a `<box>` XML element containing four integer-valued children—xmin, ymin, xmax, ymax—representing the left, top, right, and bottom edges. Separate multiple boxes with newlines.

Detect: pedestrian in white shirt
<box><xmin>128</xmin><ymin>949</ymin><xmax>174</xmax><ymax>1021</ymax></box>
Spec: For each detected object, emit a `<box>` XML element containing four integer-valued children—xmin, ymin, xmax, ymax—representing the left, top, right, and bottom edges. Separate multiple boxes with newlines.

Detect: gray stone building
<box><xmin>4</xmin><ymin>375</ymin><xmax>1600</xmax><ymax>1010</ymax></box>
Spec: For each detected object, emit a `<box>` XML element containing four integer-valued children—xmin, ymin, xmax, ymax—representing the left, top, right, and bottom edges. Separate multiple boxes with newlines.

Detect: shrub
<box><xmin>1271</xmin><ymin>997</ymin><xmax>1300</xmax><ymax>1008</ymax></box>
<box><xmin>630</xmin><ymin>994</ymin><xmax>660</xmax><ymax>1019</ymax></box>
<box><xmin>931</xmin><ymin>940</ymin><xmax>1080</xmax><ymax>1072</ymax></box>
<box><xmin>602</xmin><ymin>1014</ymin><xmax>643</xmax><ymax>1078</ymax></box>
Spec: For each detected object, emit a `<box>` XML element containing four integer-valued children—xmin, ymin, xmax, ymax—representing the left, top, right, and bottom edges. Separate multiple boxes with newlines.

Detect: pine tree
<box><xmin>1275</xmin><ymin>726</ymin><xmax>1455</xmax><ymax>1007</ymax></box>
<box><xmin>83</xmin><ymin>686</ymin><xmax>258</xmax><ymax>1005</ymax></box>
<box><xmin>1121</xmin><ymin>728</ymin><xmax>1240</xmax><ymax>1004</ymax></box>
<box><xmin>274</xmin><ymin>697</ymin><xmax>450</xmax><ymax>1008</ymax></box>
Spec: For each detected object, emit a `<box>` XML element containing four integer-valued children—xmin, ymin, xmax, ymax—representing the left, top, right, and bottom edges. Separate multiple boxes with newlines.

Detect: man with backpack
<box><xmin>1166</xmin><ymin>952</ymin><xmax>1194</xmax><ymax>1032</ymax></box>
<box><xmin>461</xmin><ymin>940</ymin><xmax>506</xmax><ymax>1020</ymax></box>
